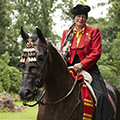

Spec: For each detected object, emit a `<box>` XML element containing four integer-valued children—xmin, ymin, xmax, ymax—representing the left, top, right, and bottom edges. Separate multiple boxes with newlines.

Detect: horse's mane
<box><xmin>47</xmin><ymin>40</ymin><xmax>67</xmax><ymax>67</ymax></box>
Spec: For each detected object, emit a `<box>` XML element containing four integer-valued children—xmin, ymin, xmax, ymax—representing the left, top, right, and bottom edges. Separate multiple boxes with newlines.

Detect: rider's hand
<box><xmin>73</xmin><ymin>62</ymin><xmax>84</xmax><ymax>73</ymax></box>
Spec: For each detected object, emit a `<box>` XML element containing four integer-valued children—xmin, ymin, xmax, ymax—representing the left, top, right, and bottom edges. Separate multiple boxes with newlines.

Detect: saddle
<box><xmin>68</xmin><ymin>66</ymin><xmax>97</xmax><ymax>106</ymax></box>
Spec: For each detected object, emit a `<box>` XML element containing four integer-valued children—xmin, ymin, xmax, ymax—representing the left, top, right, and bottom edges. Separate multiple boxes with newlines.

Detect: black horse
<box><xmin>18</xmin><ymin>27</ymin><xmax>120</xmax><ymax>120</ymax></box>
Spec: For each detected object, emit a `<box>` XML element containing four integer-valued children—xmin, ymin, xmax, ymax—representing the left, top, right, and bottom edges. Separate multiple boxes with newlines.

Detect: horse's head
<box><xmin>18</xmin><ymin>27</ymin><xmax>50</xmax><ymax>101</ymax></box>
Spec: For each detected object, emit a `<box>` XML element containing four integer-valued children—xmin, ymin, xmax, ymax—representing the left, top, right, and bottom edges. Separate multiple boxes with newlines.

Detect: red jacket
<box><xmin>60</xmin><ymin>25</ymin><xmax>102</xmax><ymax>71</ymax></box>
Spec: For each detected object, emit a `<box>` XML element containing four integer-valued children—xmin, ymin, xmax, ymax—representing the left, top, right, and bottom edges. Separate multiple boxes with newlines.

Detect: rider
<box><xmin>60</xmin><ymin>4</ymin><xmax>115</xmax><ymax>120</ymax></box>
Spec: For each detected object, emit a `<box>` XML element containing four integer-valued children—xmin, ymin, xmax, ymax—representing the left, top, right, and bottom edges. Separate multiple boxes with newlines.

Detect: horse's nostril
<box><xmin>25</xmin><ymin>89</ymin><xmax>32</xmax><ymax>96</ymax></box>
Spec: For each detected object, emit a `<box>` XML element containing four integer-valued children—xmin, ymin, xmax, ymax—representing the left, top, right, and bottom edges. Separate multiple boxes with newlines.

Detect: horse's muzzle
<box><xmin>19</xmin><ymin>86</ymin><xmax>34</xmax><ymax>101</ymax></box>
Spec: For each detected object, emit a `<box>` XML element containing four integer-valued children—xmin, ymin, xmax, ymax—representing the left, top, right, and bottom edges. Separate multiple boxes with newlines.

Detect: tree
<box><xmin>0</xmin><ymin>52</ymin><xmax>22</xmax><ymax>93</ymax></box>
<box><xmin>0</xmin><ymin>0</ymin><xmax>12</xmax><ymax>54</ymax></box>
<box><xmin>12</xmin><ymin>0</ymin><xmax>60</xmax><ymax>40</ymax></box>
<box><xmin>99</xmin><ymin>65</ymin><xmax>119</xmax><ymax>89</ymax></box>
<box><xmin>111</xmin><ymin>36</ymin><xmax>120</xmax><ymax>84</ymax></box>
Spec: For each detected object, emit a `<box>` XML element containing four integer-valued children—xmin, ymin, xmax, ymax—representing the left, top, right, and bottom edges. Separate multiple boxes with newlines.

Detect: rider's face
<box><xmin>74</xmin><ymin>14</ymin><xmax>87</xmax><ymax>29</ymax></box>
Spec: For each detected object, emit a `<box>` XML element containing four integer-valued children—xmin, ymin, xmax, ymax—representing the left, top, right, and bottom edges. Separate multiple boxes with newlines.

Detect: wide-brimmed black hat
<box><xmin>71</xmin><ymin>4</ymin><xmax>91</xmax><ymax>15</ymax></box>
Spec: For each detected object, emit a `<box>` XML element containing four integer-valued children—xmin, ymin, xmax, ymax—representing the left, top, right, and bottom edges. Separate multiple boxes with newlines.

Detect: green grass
<box><xmin>0</xmin><ymin>101</ymin><xmax>38</xmax><ymax>120</ymax></box>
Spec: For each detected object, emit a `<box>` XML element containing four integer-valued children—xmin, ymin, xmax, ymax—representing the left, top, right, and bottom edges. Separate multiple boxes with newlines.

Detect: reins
<box><xmin>39</xmin><ymin>73</ymin><xmax>82</xmax><ymax>120</ymax></box>
<box><xmin>23</xmin><ymin>72</ymin><xmax>81</xmax><ymax>107</ymax></box>
<box><xmin>40</xmin><ymin>73</ymin><xmax>80</xmax><ymax>105</ymax></box>
<box><xmin>23</xmin><ymin>72</ymin><xmax>81</xmax><ymax>120</ymax></box>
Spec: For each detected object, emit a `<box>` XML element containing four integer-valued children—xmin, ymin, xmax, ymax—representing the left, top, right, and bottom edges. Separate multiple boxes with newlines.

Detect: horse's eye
<box><xmin>37</xmin><ymin>55</ymin><xmax>44</xmax><ymax>61</ymax></box>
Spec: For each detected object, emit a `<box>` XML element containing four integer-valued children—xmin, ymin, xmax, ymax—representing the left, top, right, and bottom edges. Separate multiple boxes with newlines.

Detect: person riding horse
<box><xmin>60</xmin><ymin>4</ymin><xmax>115</xmax><ymax>120</ymax></box>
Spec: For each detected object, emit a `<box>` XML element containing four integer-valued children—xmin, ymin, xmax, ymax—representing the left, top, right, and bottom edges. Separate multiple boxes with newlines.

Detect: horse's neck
<box><xmin>45</xmin><ymin>65</ymin><xmax>73</xmax><ymax>102</ymax></box>
<box><xmin>44</xmin><ymin>47</ymin><xmax>73</xmax><ymax>102</ymax></box>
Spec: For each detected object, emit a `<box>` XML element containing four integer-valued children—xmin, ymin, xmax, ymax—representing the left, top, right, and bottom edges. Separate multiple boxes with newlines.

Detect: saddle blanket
<box><xmin>70</xmin><ymin>71</ymin><xmax>94</xmax><ymax>120</ymax></box>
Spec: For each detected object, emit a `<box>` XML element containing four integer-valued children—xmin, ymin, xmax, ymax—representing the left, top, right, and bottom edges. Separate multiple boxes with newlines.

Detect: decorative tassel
<box><xmin>17</xmin><ymin>38</ymin><xmax>38</xmax><ymax>68</ymax></box>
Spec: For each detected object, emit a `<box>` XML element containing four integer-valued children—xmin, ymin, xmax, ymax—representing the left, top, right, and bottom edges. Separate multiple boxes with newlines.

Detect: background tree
<box><xmin>0</xmin><ymin>0</ymin><xmax>12</xmax><ymax>54</ymax></box>
<box><xmin>0</xmin><ymin>52</ymin><xmax>22</xmax><ymax>93</ymax></box>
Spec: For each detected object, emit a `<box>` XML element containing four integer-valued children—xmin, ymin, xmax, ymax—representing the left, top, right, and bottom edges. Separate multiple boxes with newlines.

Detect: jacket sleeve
<box><xmin>60</xmin><ymin>29</ymin><xmax>68</xmax><ymax>52</ymax></box>
<box><xmin>81</xmin><ymin>28</ymin><xmax>102</xmax><ymax>71</ymax></box>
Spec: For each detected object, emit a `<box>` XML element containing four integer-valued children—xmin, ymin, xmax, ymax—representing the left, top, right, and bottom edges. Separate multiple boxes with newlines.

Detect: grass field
<box><xmin>0</xmin><ymin>101</ymin><xmax>38</xmax><ymax>120</ymax></box>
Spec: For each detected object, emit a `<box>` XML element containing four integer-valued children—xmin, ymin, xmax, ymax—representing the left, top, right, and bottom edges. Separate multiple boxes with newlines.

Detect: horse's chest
<box><xmin>38</xmin><ymin>101</ymin><xmax>83</xmax><ymax>120</ymax></box>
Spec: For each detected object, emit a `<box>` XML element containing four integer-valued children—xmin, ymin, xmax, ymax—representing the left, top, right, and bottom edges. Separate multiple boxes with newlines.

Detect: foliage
<box><xmin>1</xmin><ymin>109</ymin><xmax>8</xmax><ymax>113</ymax></box>
<box><xmin>99</xmin><ymin>65</ymin><xmax>120</xmax><ymax>90</ymax></box>
<box><xmin>0</xmin><ymin>0</ymin><xmax>23</xmax><ymax>67</ymax></box>
<box><xmin>60</xmin><ymin>0</ymin><xmax>75</xmax><ymax>21</ymax></box>
<box><xmin>108</xmin><ymin>0</ymin><xmax>120</xmax><ymax>24</ymax></box>
<box><xmin>0</xmin><ymin>52</ymin><xmax>22</xmax><ymax>93</ymax></box>
<box><xmin>111</xmin><ymin>38</ymin><xmax>120</xmax><ymax>75</ymax></box>
<box><xmin>0</xmin><ymin>0</ymin><xmax>12</xmax><ymax>55</ymax></box>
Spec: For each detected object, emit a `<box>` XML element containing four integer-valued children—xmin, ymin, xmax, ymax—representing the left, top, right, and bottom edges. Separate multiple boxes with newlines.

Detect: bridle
<box><xmin>22</xmin><ymin>42</ymin><xmax>82</xmax><ymax>120</ymax></box>
<box><xmin>23</xmin><ymin>42</ymin><xmax>49</xmax><ymax>106</ymax></box>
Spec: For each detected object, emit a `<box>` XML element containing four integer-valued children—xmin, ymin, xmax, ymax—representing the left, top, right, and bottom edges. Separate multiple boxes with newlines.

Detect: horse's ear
<box><xmin>21</xmin><ymin>27</ymin><xmax>29</xmax><ymax>43</ymax></box>
<box><xmin>36</xmin><ymin>28</ymin><xmax>46</xmax><ymax>44</ymax></box>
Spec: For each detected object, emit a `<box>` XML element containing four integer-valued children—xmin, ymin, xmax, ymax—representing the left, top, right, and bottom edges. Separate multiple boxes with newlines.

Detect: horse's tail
<box><xmin>116</xmin><ymin>89</ymin><xmax>120</xmax><ymax>119</ymax></box>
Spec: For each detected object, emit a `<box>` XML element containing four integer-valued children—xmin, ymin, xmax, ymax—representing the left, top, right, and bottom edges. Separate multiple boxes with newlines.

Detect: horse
<box><xmin>18</xmin><ymin>27</ymin><xmax>120</xmax><ymax>120</ymax></box>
